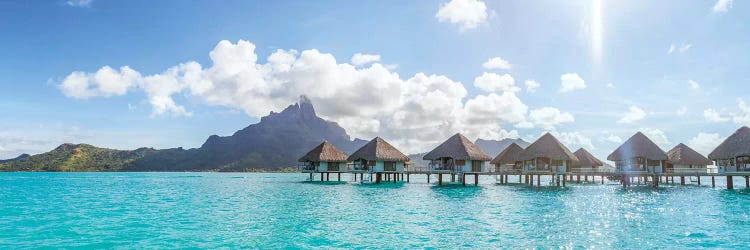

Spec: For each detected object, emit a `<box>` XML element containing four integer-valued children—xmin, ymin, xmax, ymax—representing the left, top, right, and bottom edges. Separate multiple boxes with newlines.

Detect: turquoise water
<box><xmin>0</xmin><ymin>173</ymin><xmax>749</xmax><ymax>249</ymax></box>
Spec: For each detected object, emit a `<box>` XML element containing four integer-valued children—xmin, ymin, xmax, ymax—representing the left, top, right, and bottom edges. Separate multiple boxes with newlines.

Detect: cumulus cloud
<box><xmin>713</xmin><ymin>0</ymin><xmax>733</xmax><ymax>13</ymax></box>
<box><xmin>733</xmin><ymin>98</ymin><xmax>750</xmax><ymax>125</ymax></box>
<box><xmin>605</xmin><ymin>135</ymin><xmax>623</xmax><ymax>143</ymax></box>
<box><xmin>549</xmin><ymin>131</ymin><xmax>594</xmax><ymax>150</ymax></box>
<box><xmin>436</xmin><ymin>0</ymin><xmax>488</xmax><ymax>30</ymax></box>
<box><xmin>688</xmin><ymin>132</ymin><xmax>725</xmax><ymax>156</ymax></box>
<box><xmin>704</xmin><ymin>108</ymin><xmax>729</xmax><ymax>123</ymax></box>
<box><xmin>528</xmin><ymin>107</ymin><xmax>574</xmax><ymax>130</ymax></box>
<box><xmin>639</xmin><ymin>128</ymin><xmax>670</xmax><ymax>147</ymax></box>
<box><xmin>473</xmin><ymin>72</ymin><xmax>520</xmax><ymax>93</ymax></box>
<box><xmin>350</xmin><ymin>53</ymin><xmax>381</xmax><ymax>66</ymax></box>
<box><xmin>524</xmin><ymin>80</ymin><xmax>540</xmax><ymax>93</ymax></box>
<box><xmin>559</xmin><ymin>73</ymin><xmax>586</xmax><ymax>92</ymax></box>
<box><xmin>482</xmin><ymin>57</ymin><xmax>512</xmax><ymax>70</ymax></box>
<box><xmin>58</xmin><ymin>39</ymin><xmax>559</xmax><ymax>153</ymax></box>
<box><xmin>617</xmin><ymin>105</ymin><xmax>646</xmax><ymax>123</ymax></box>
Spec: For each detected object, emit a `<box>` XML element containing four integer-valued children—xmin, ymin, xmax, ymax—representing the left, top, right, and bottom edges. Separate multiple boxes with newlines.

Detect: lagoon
<box><xmin>0</xmin><ymin>172</ymin><xmax>748</xmax><ymax>248</ymax></box>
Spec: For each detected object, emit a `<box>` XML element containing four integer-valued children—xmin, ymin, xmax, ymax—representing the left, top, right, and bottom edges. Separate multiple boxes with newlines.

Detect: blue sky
<box><xmin>1</xmin><ymin>0</ymin><xmax>749</xmax><ymax>162</ymax></box>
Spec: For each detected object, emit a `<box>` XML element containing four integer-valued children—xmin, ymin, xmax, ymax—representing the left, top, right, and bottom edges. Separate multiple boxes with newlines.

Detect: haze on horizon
<box><xmin>1</xmin><ymin>0</ymin><xmax>748</xmax><ymax>163</ymax></box>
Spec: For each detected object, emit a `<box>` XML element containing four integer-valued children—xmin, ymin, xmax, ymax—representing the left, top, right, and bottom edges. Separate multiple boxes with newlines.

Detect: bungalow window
<box><xmin>537</xmin><ymin>157</ymin><xmax>551</xmax><ymax>170</ymax></box>
<box><xmin>471</xmin><ymin>160</ymin><xmax>482</xmax><ymax>172</ymax></box>
<box><xmin>328</xmin><ymin>162</ymin><xmax>340</xmax><ymax>171</ymax></box>
<box><xmin>738</xmin><ymin>156</ymin><xmax>750</xmax><ymax>171</ymax></box>
<box><xmin>384</xmin><ymin>161</ymin><xmax>396</xmax><ymax>172</ymax></box>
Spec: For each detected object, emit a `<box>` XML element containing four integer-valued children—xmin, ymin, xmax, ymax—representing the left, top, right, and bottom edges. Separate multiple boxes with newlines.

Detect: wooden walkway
<box><xmin>306</xmin><ymin>169</ymin><xmax>750</xmax><ymax>190</ymax></box>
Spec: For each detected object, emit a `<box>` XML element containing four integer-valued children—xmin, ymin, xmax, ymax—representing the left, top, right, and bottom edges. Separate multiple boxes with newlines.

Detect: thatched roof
<box><xmin>490</xmin><ymin>143</ymin><xmax>524</xmax><ymax>165</ymax></box>
<box><xmin>708</xmin><ymin>126</ymin><xmax>750</xmax><ymax>160</ymax></box>
<box><xmin>607</xmin><ymin>132</ymin><xmax>668</xmax><ymax>161</ymax></box>
<box><xmin>347</xmin><ymin>137</ymin><xmax>410</xmax><ymax>162</ymax></box>
<box><xmin>518</xmin><ymin>133</ymin><xmax>579</xmax><ymax>162</ymax></box>
<box><xmin>667</xmin><ymin>143</ymin><xmax>712</xmax><ymax>165</ymax></box>
<box><xmin>423</xmin><ymin>133</ymin><xmax>492</xmax><ymax>161</ymax></box>
<box><xmin>298</xmin><ymin>141</ymin><xmax>349</xmax><ymax>162</ymax></box>
<box><xmin>571</xmin><ymin>148</ymin><xmax>603</xmax><ymax>167</ymax></box>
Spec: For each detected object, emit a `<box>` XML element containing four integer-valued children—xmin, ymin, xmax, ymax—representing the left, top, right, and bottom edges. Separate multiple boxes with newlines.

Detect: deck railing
<box><xmin>348</xmin><ymin>163</ymin><xmax>370</xmax><ymax>172</ymax></box>
<box><xmin>668</xmin><ymin>168</ymin><xmax>708</xmax><ymax>174</ymax></box>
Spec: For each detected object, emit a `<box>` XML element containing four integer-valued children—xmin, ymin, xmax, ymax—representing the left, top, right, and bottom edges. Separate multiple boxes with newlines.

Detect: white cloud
<box><xmin>473</xmin><ymin>72</ymin><xmax>520</xmax><ymax>93</ymax></box>
<box><xmin>713</xmin><ymin>0</ymin><xmax>733</xmax><ymax>13</ymax></box>
<box><xmin>617</xmin><ymin>105</ymin><xmax>646</xmax><ymax>123</ymax></box>
<box><xmin>559</xmin><ymin>73</ymin><xmax>586</xmax><ymax>93</ymax></box>
<box><xmin>688</xmin><ymin>79</ymin><xmax>700</xmax><ymax>89</ymax></box>
<box><xmin>676</xmin><ymin>106</ymin><xmax>688</xmax><ymax>116</ymax></box>
<box><xmin>436</xmin><ymin>0</ymin><xmax>488</xmax><ymax>30</ymax></box>
<box><xmin>733</xmin><ymin>98</ymin><xmax>750</xmax><ymax>125</ymax></box>
<box><xmin>550</xmin><ymin>131</ymin><xmax>594</xmax><ymax>150</ymax></box>
<box><xmin>668</xmin><ymin>43</ymin><xmax>692</xmax><ymax>54</ymax></box>
<box><xmin>482</xmin><ymin>57</ymin><xmax>512</xmax><ymax>70</ymax></box>
<box><xmin>59</xmin><ymin>40</ymin><xmax>544</xmax><ymax>153</ymax></box>
<box><xmin>350</xmin><ymin>53</ymin><xmax>381</xmax><ymax>66</ymax></box>
<box><xmin>528</xmin><ymin>107</ymin><xmax>574</xmax><ymax>130</ymax></box>
<box><xmin>605</xmin><ymin>135</ymin><xmax>623</xmax><ymax>143</ymax></box>
<box><xmin>606</xmin><ymin>83</ymin><xmax>614</xmax><ymax>88</ymax></box>
<box><xmin>704</xmin><ymin>108</ymin><xmax>729</xmax><ymax>123</ymax></box>
<box><xmin>688</xmin><ymin>132</ymin><xmax>725</xmax><ymax>156</ymax></box>
<box><xmin>640</xmin><ymin>128</ymin><xmax>670</xmax><ymax>147</ymax></box>
<box><xmin>524</xmin><ymin>80</ymin><xmax>540</xmax><ymax>93</ymax></box>
<box><xmin>65</xmin><ymin>0</ymin><xmax>92</xmax><ymax>7</ymax></box>
<box><xmin>59</xmin><ymin>66</ymin><xmax>141</xmax><ymax>99</ymax></box>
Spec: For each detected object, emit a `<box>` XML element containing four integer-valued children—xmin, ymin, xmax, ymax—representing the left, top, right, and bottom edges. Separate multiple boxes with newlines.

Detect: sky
<box><xmin>1</xmin><ymin>0</ymin><xmax>749</xmax><ymax>163</ymax></box>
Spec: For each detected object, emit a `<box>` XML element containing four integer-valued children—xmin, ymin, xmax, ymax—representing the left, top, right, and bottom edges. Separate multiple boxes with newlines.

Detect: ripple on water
<box><xmin>0</xmin><ymin>173</ymin><xmax>749</xmax><ymax>248</ymax></box>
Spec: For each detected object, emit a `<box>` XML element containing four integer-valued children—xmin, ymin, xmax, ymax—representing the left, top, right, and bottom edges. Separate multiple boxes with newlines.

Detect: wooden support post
<box><xmin>712</xmin><ymin>176</ymin><xmax>715</xmax><ymax>188</ymax></box>
<box><xmin>537</xmin><ymin>175</ymin><xmax>541</xmax><ymax>186</ymax></box>
<box><xmin>563</xmin><ymin>174</ymin><xmax>566</xmax><ymax>187</ymax></box>
<box><xmin>518</xmin><ymin>175</ymin><xmax>521</xmax><ymax>183</ymax></box>
<box><xmin>697</xmin><ymin>176</ymin><xmax>701</xmax><ymax>185</ymax></box>
<box><xmin>375</xmin><ymin>173</ymin><xmax>381</xmax><ymax>184</ymax></box>
<box><xmin>577</xmin><ymin>175</ymin><xmax>581</xmax><ymax>183</ymax></box>
<box><xmin>475</xmin><ymin>174</ymin><xmax>479</xmax><ymax>186</ymax></box>
<box><xmin>407</xmin><ymin>174</ymin><xmax>410</xmax><ymax>183</ymax></box>
<box><xmin>309</xmin><ymin>173</ymin><xmax>313</xmax><ymax>181</ymax></box>
<box><xmin>394</xmin><ymin>173</ymin><xmax>397</xmax><ymax>183</ymax></box>
<box><xmin>326</xmin><ymin>173</ymin><xmax>330</xmax><ymax>181</ymax></box>
<box><xmin>354</xmin><ymin>173</ymin><xmax>357</xmax><ymax>181</ymax></box>
<box><xmin>601</xmin><ymin>175</ymin><xmax>604</xmax><ymax>184</ymax></box>
<box><xmin>671</xmin><ymin>176</ymin><xmax>674</xmax><ymax>184</ymax></box>
<box><xmin>727</xmin><ymin>176</ymin><xmax>733</xmax><ymax>190</ymax></box>
<box><xmin>320</xmin><ymin>173</ymin><xmax>324</xmax><ymax>181</ymax></box>
<box><xmin>638</xmin><ymin>177</ymin><xmax>641</xmax><ymax>185</ymax></box>
<box><xmin>427</xmin><ymin>174</ymin><xmax>430</xmax><ymax>183</ymax></box>
<box><xmin>438</xmin><ymin>174</ymin><xmax>443</xmax><ymax>185</ymax></box>
<box><xmin>451</xmin><ymin>174</ymin><xmax>455</xmax><ymax>182</ymax></box>
<box><xmin>529</xmin><ymin>175</ymin><xmax>533</xmax><ymax>186</ymax></box>
<box><xmin>680</xmin><ymin>176</ymin><xmax>685</xmax><ymax>185</ymax></box>
<box><xmin>556</xmin><ymin>175</ymin><xmax>560</xmax><ymax>187</ymax></box>
<box><xmin>746</xmin><ymin>176</ymin><xmax>749</xmax><ymax>188</ymax></box>
<box><xmin>585</xmin><ymin>175</ymin><xmax>588</xmax><ymax>182</ymax></box>
<box><xmin>654</xmin><ymin>175</ymin><xmax>659</xmax><ymax>187</ymax></box>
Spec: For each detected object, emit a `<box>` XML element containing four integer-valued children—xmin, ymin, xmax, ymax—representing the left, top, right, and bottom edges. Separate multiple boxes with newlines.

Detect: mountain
<box><xmin>1</xmin><ymin>96</ymin><xmax>367</xmax><ymax>172</ymax></box>
<box><xmin>475</xmin><ymin>138</ymin><xmax>531</xmax><ymax>157</ymax></box>
<box><xmin>0</xmin><ymin>144</ymin><xmax>157</xmax><ymax>171</ymax></box>
<box><xmin>126</xmin><ymin>96</ymin><xmax>367</xmax><ymax>171</ymax></box>
<box><xmin>0</xmin><ymin>153</ymin><xmax>30</xmax><ymax>163</ymax></box>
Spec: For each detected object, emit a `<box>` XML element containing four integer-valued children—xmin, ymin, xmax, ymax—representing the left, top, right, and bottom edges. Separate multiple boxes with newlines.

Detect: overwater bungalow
<box><xmin>607</xmin><ymin>132</ymin><xmax>668</xmax><ymax>174</ymax></box>
<box><xmin>666</xmin><ymin>143</ymin><xmax>712</xmax><ymax>174</ymax></box>
<box><xmin>490</xmin><ymin>142</ymin><xmax>524</xmax><ymax>173</ymax></box>
<box><xmin>423</xmin><ymin>133</ymin><xmax>492</xmax><ymax>185</ymax></box>
<box><xmin>298</xmin><ymin>140</ymin><xmax>349</xmax><ymax>181</ymax></box>
<box><xmin>708</xmin><ymin>126</ymin><xmax>750</xmax><ymax>174</ymax></box>
<box><xmin>570</xmin><ymin>148</ymin><xmax>603</xmax><ymax>173</ymax></box>
<box><xmin>347</xmin><ymin>137</ymin><xmax>410</xmax><ymax>183</ymax></box>
<box><xmin>518</xmin><ymin>133</ymin><xmax>579</xmax><ymax>175</ymax></box>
